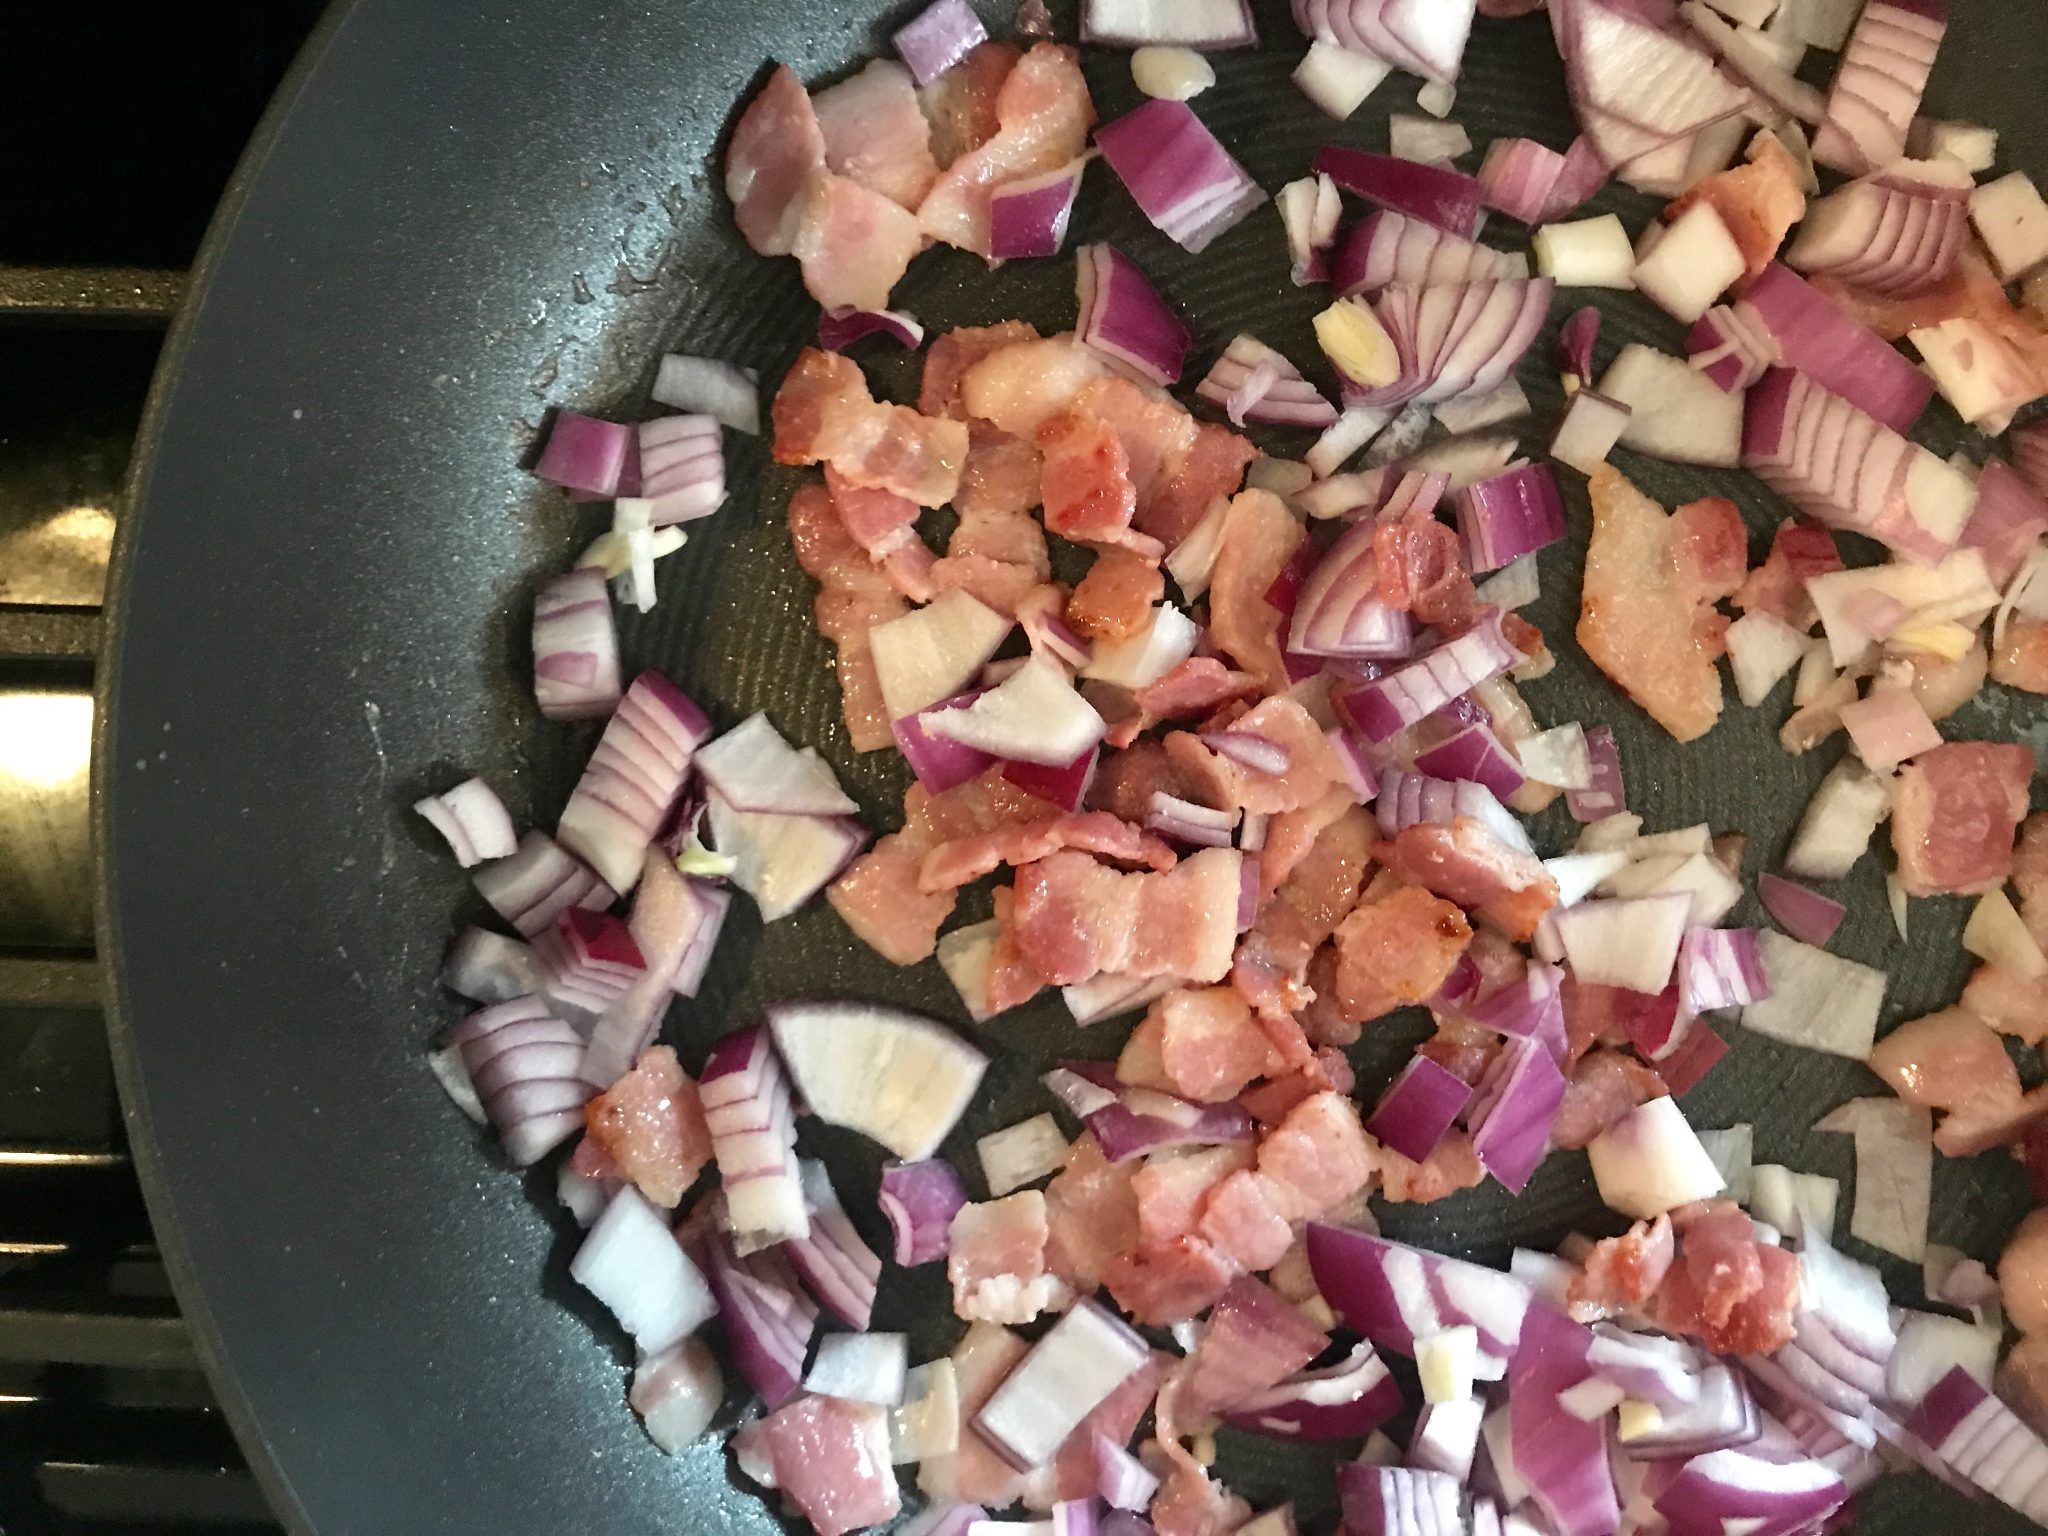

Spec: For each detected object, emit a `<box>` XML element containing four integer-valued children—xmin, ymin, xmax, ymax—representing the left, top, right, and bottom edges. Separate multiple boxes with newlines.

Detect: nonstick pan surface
<box><xmin>100</xmin><ymin>1</ymin><xmax>2048</xmax><ymax>1530</ymax></box>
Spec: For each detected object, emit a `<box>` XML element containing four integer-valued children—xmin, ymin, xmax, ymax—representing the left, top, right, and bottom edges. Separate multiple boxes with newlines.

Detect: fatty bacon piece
<box><xmin>1577</xmin><ymin>465</ymin><xmax>1746</xmax><ymax>743</ymax></box>
<box><xmin>1326</xmin><ymin>878</ymin><xmax>1474</xmax><ymax>1036</ymax></box>
<box><xmin>1371</xmin><ymin>815</ymin><xmax>1561</xmax><ymax>942</ymax></box>
<box><xmin>922</xmin><ymin>323</ymin><xmax>1054</xmax><ymax>613</ymax></box>
<box><xmin>725</xmin><ymin>64</ymin><xmax>828</xmax><ymax>257</ymax></box>
<box><xmin>1164</xmin><ymin>696</ymin><xmax>1349</xmax><ymax>816</ymax></box>
<box><xmin>919</xmin><ymin>810</ymin><xmax>1176</xmax><ymax>893</ymax></box>
<box><xmin>1208</xmin><ymin>490</ymin><xmax>1307</xmax><ymax>695</ymax></box>
<box><xmin>581</xmin><ymin>1045</ymin><xmax>713</xmax><ymax>1210</ymax></box>
<box><xmin>812</xmin><ymin>60</ymin><xmax>940</xmax><ymax>212</ymax></box>
<box><xmin>824</xmin><ymin>466</ymin><xmax>935</xmax><ymax>602</ymax></box>
<box><xmin>921</xmin><ymin>41</ymin><xmax>1021</xmax><ymax>169</ymax></box>
<box><xmin>1890</xmin><ymin>741</ymin><xmax>2033</xmax><ymax>897</ymax></box>
<box><xmin>917</xmin><ymin>42</ymin><xmax>1094</xmax><ymax>257</ymax></box>
<box><xmin>774</xmin><ymin>348</ymin><xmax>969</xmax><ymax>508</ymax></box>
<box><xmin>1648</xmin><ymin>1201</ymin><xmax>1799</xmax><ymax>1357</ymax></box>
<box><xmin>787</xmin><ymin>483</ymin><xmax>909</xmax><ymax>752</ymax></box>
<box><xmin>1008</xmin><ymin>846</ymin><xmax>1245</xmax><ymax>986</ymax></box>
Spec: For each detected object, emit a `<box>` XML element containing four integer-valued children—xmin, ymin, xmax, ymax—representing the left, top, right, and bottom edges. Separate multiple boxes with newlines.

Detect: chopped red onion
<box><xmin>1073</xmin><ymin>243</ymin><xmax>1193</xmax><ymax>385</ymax></box>
<box><xmin>1199</xmin><ymin>727</ymin><xmax>1291</xmax><ymax>776</ymax></box>
<box><xmin>1620</xmin><ymin>1362</ymin><xmax>1760</xmax><ymax>1461</ymax></box>
<box><xmin>892</xmin><ymin>0</ymin><xmax>988</xmax><ymax>84</ymax></box>
<box><xmin>1331</xmin><ymin>209</ymin><xmax>1526</xmax><ymax>295</ymax></box>
<box><xmin>1757</xmin><ymin>871</ymin><xmax>1845</xmax><ymax>948</ymax></box>
<box><xmin>698</xmin><ymin>715</ymin><xmax>857</xmax><ymax>819</ymax></box>
<box><xmin>1552</xmin><ymin>894</ymin><xmax>1691</xmax><ymax>997</ymax></box>
<box><xmin>766</xmin><ymin>999</ymin><xmax>989</xmax><ymax>1161</ymax></box>
<box><xmin>1677</xmin><ymin>926</ymin><xmax>1771</xmax><ymax>1015</ymax></box>
<box><xmin>635</xmin><ymin>414</ymin><xmax>726</xmax><ymax>525</ymax></box>
<box><xmin>1338</xmin><ymin>277</ymin><xmax>1554</xmax><ymax>410</ymax></box>
<box><xmin>1465</xmin><ymin>1036</ymin><xmax>1566</xmax><ymax>1194</ymax></box>
<box><xmin>1095</xmin><ymin>1433</ymin><xmax>1160</xmax><ymax>1510</ymax></box>
<box><xmin>1042</xmin><ymin>1066</ymin><xmax>1122</xmax><ymax>1120</ymax></box>
<box><xmin>690</xmin><ymin>1211</ymin><xmax>817</xmax><ymax>1408</ymax></box>
<box><xmin>1409</xmin><ymin>1397</ymin><xmax>1484</xmax><ymax>1482</ymax></box>
<box><xmin>1292</xmin><ymin>38</ymin><xmax>1394</xmax><ymax>120</ymax></box>
<box><xmin>1413</xmin><ymin>723</ymin><xmax>1527</xmax><ymax>801</ymax></box>
<box><xmin>1146</xmin><ymin>791</ymin><xmax>1237</xmax><ymax>849</ymax></box>
<box><xmin>1585</xmin><ymin>1325</ymin><xmax>1707</xmax><ymax>1409</ymax></box>
<box><xmin>1478</xmin><ymin>137</ymin><xmax>1574</xmax><ymax>225</ymax></box>
<box><xmin>1223</xmin><ymin>1342</ymin><xmax>1405</xmax><ymax>1442</ymax></box>
<box><xmin>1687</xmin><ymin>303</ymin><xmax>1778</xmax><ymax>394</ymax></box>
<box><xmin>1811</xmin><ymin>0</ymin><xmax>1943</xmax><ymax>176</ymax></box>
<box><xmin>1289</xmin><ymin>520</ymin><xmax>1416</xmax><ymax>660</ymax></box>
<box><xmin>1335</xmin><ymin>609</ymin><xmax>1522</xmax><ymax>740</ymax></box>
<box><xmin>578</xmin><ymin>856</ymin><xmax>725</xmax><ymax>1089</ymax></box>
<box><xmin>1739</xmin><ymin>265</ymin><xmax>1932</xmax><ymax>433</ymax></box>
<box><xmin>1082</xmin><ymin>0</ymin><xmax>1258</xmax><ymax>47</ymax></box>
<box><xmin>557</xmin><ymin>670</ymin><xmax>712</xmax><ymax>892</ymax></box>
<box><xmin>805</xmin><ymin>1331</ymin><xmax>908</xmax><ymax>1406</ymax></box>
<box><xmin>1654</xmin><ymin>1446</ymin><xmax>1848</xmax><ymax>1534</ymax></box>
<box><xmin>1002</xmin><ymin>744</ymin><xmax>1099</xmax><ymax>815</ymax></box>
<box><xmin>1556</xmin><ymin>305</ymin><xmax>1601</xmax><ymax>383</ymax></box>
<box><xmin>818</xmin><ymin>306</ymin><xmax>927</xmax><ymax>353</ymax></box>
<box><xmin>1061</xmin><ymin>972</ymin><xmax>1179</xmax><ymax>1027</ymax></box>
<box><xmin>630</xmin><ymin>1336</ymin><xmax>723</xmax><ymax>1453</ymax></box>
<box><xmin>534</xmin><ymin>907</ymin><xmax>647</xmax><ymax>1019</ymax></box>
<box><xmin>1316</xmin><ymin>146</ymin><xmax>1484</xmax><ymax>237</ymax></box>
<box><xmin>1565</xmin><ymin>725</ymin><xmax>1624</xmax><ymax>823</ymax></box>
<box><xmin>1196</xmin><ymin>335</ymin><xmax>1338</xmax><ymax>428</ymax></box>
<box><xmin>1086</xmin><ymin>1092</ymin><xmax>1253</xmax><ymax>1164</ymax></box>
<box><xmin>533</xmin><ymin>410</ymin><xmax>633</xmax><ymax>496</ymax></box>
<box><xmin>894</xmin><ymin>694</ymin><xmax>997</xmax><ymax>795</ymax></box>
<box><xmin>782</xmin><ymin>1159</ymin><xmax>883</xmax><ymax>1330</ymax></box>
<box><xmin>1277</xmin><ymin>173</ymin><xmax>1342</xmax><ymax>284</ymax></box>
<box><xmin>570</xmin><ymin>1186</ymin><xmax>716</xmax><ymax>1356</ymax></box>
<box><xmin>700</xmin><ymin>1026</ymin><xmax>808</xmax><ymax>1250</ymax></box>
<box><xmin>532</xmin><ymin>567</ymin><xmax>622</xmax><ymax>721</ymax></box>
<box><xmin>878</xmin><ymin>1158</ymin><xmax>969</xmax><ymax>1266</ymax></box>
<box><xmin>925</xmin><ymin>657</ymin><xmax>1107</xmax><ymax>767</ymax></box>
<box><xmin>1366</xmin><ymin>1054</ymin><xmax>1473</xmax><ymax>1163</ymax></box>
<box><xmin>1509</xmin><ymin>1303</ymin><xmax>1619</xmax><ymax>1536</ymax></box>
<box><xmin>1371</xmin><ymin>769</ymin><xmax>1534</xmax><ymax>855</ymax></box>
<box><xmin>978</xmin><ymin>1113</ymin><xmax>1069</xmax><ymax>1197</ymax></box>
<box><xmin>989</xmin><ymin>159</ymin><xmax>1090</xmax><ymax>261</ymax></box>
<box><xmin>1467</xmin><ymin>960</ymin><xmax>1567</xmax><ymax>1063</ymax></box>
<box><xmin>1838</xmin><ymin>686</ymin><xmax>1941</xmax><ymax>773</ymax></box>
<box><xmin>1454</xmin><ymin>461</ymin><xmax>1565</xmax><ymax>573</ymax></box>
<box><xmin>1961</xmin><ymin>460</ymin><xmax>2048</xmax><ymax>589</ymax></box>
<box><xmin>439</xmin><ymin>926</ymin><xmax>545</xmax><ymax>1006</ymax></box>
<box><xmin>472</xmin><ymin>829</ymin><xmax>614</xmax><ymax>938</ymax></box>
<box><xmin>1306</xmin><ymin>1224</ymin><xmax>1532</xmax><ymax>1379</ymax></box>
<box><xmin>974</xmin><ymin>1300</ymin><xmax>1152</xmax><ymax>1471</ymax></box>
<box><xmin>1338</xmin><ymin>1463</ymin><xmax>1463</xmax><ymax>1536</ymax></box>
<box><xmin>1095</xmin><ymin>101</ymin><xmax>1267</xmax><ymax>255</ymax></box>
<box><xmin>446</xmin><ymin>997</ymin><xmax>593</xmax><ymax>1162</ymax></box>
<box><xmin>413</xmin><ymin>777</ymin><xmax>517</xmax><ymax>868</ymax></box>
<box><xmin>650</xmin><ymin>353</ymin><xmax>759</xmax><ymax>435</ymax></box>
<box><xmin>1550</xmin><ymin>389</ymin><xmax>1631</xmax><ymax>476</ymax></box>
<box><xmin>705</xmin><ymin>793</ymin><xmax>867</xmax><ymax>923</ymax></box>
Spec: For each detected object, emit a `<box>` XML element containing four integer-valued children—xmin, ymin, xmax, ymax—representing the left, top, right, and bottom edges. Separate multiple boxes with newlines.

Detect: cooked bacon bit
<box><xmin>1891</xmin><ymin>741</ymin><xmax>2034</xmax><ymax>897</ymax></box>
<box><xmin>1209</xmin><ymin>490</ymin><xmax>1306</xmax><ymax>694</ymax></box>
<box><xmin>1375</xmin><ymin>1126</ymin><xmax>1487</xmax><ymax>1204</ymax></box>
<box><xmin>1039</xmin><ymin>411</ymin><xmax>1140</xmax><ymax>545</ymax></box>
<box><xmin>1232</xmin><ymin>902</ymin><xmax>1318</xmax><ymax>1022</ymax></box>
<box><xmin>2005</xmin><ymin>1210</ymin><xmax>2048</xmax><ymax>1338</ymax></box>
<box><xmin>1814</xmin><ymin>243</ymin><xmax>2048</xmax><ymax>386</ymax></box>
<box><xmin>1105</xmin><ymin>1235</ymin><xmax>1239</xmax><ymax>1326</ymax></box>
<box><xmin>773</xmin><ymin>349</ymin><xmax>969</xmax><ymax>507</ymax></box>
<box><xmin>1242</xmin><ymin>1048</ymin><xmax>1356</xmax><ymax>1126</ymax></box>
<box><xmin>2017</xmin><ymin>813</ymin><xmax>2048</xmax><ymax>946</ymax></box>
<box><xmin>1906</xmin><ymin>644</ymin><xmax>1989</xmax><ymax>724</ymax></box>
<box><xmin>1162</xmin><ymin>696</ymin><xmax>1349</xmax><ymax>818</ymax></box>
<box><xmin>1331</xmin><ymin>882</ymin><xmax>1473</xmax><ymax>1026</ymax></box>
<box><xmin>1081</xmin><ymin>377</ymin><xmax>1204</xmax><ymax>513</ymax></box>
<box><xmin>920</xmin><ymin>41</ymin><xmax>1021</xmax><ymax>170</ymax></box>
<box><xmin>921</xmin><ymin>810</ymin><xmax>1175</xmax><ymax>893</ymax></box>
<box><xmin>1779</xmin><ymin>672</ymin><xmax>1855</xmax><ymax>755</ymax></box>
<box><xmin>1418</xmin><ymin>1031</ymin><xmax>1500</xmax><ymax>1089</ymax></box>
<box><xmin>923</xmin><ymin>321</ymin><xmax>1044</xmax><ymax>417</ymax></box>
<box><xmin>1087</xmin><ymin>738</ymin><xmax>1204</xmax><ymax>824</ymax></box>
<box><xmin>1131</xmin><ymin>658</ymin><xmax>1262</xmax><ymax>729</ymax></box>
<box><xmin>1271</xmin><ymin>802</ymin><xmax>1375</xmax><ymax>932</ymax></box>
<box><xmin>1136</xmin><ymin>1144</ymin><xmax>1257</xmax><ymax>1247</ymax></box>
<box><xmin>725</xmin><ymin>64</ymin><xmax>827</xmax><ymax>257</ymax></box>
<box><xmin>825</xmin><ymin>465</ymin><xmax>935</xmax><ymax>601</ymax></box>
<box><xmin>934</xmin><ymin>503</ymin><xmax>1053</xmax><ymax>616</ymax></box>
<box><xmin>830</xmin><ymin>770</ymin><xmax>1044</xmax><ymax>963</ymax></box>
<box><xmin>788</xmin><ymin>483</ymin><xmax>909</xmax><ymax>751</ymax></box>
<box><xmin>1553</xmin><ymin>1050</ymin><xmax>1668</xmax><ymax>1152</ymax></box>
<box><xmin>1375</xmin><ymin>507</ymin><xmax>1478</xmax><ymax>629</ymax></box>
<box><xmin>1561</xmin><ymin>977</ymin><xmax>1676</xmax><ymax>1064</ymax></box>
<box><xmin>1043</xmin><ymin>1132</ymin><xmax>1141</xmax><ymax>1293</ymax></box>
<box><xmin>960</xmin><ymin>335</ymin><xmax>1117</xmax><ymax>439</ymax></box>
<box><xmin>1257</xmin><ymin>1091</ymin><xmax>1377</xmax><ymax>1220</ymax></box>
<box><xmin>1734</xmin><ymin>519</ymin><xmax>1842</xmax><ymax>632</ymax></box>
<box><xmin>1870</xmin><ymin>1007</ymin><xmax>2048</xmax><ymax>1155</ymax></box>
<box><xmin>1668</xmin><ymin>131</ymin><xmax>1806</xmax><ymax>281</ymax></box>
<box><xmin>1153</xmin><ymin>986</ymin><xmax>1286</xmax><ymax>1103</ymax></box>
<box><xmin>984</xmin><ymin>886</ymin><xmax>1052</xmax><ymax>1015</ymax></box>
<box><xmin>1569</xmin><ymin>1215</ymin><xmax>1676</xmax><ymax>1314</ymax></box>
<box><xmin>1139</xmin><ymin>425</ymin><xmax>1263</xmax><ymax>550</ymax></box>
<box><xmin>1994</xmin><ymin>618</ymin><xmax>2048</xmax><ymax>696</ymax></box>
<box><xmin>1148</xmin><ymin>1437</ymin><xmax>1252</xmax><ymax>1536</ymax></box>
<box><xmin>918</xmin><ymin>1321</ymin><xmax>1031</xmax><ymax>1508</ymax></box>
<box><xmin>1963</xmin><ymin>962</ymin><xmax>2048</xmax><ymax>1046</ymax></box>
<box><xmin>918</xmin><ymin>43</ymin><xmax>1094</xmax><ymax>256</ymax></box>
<box><xmin>1198</xmin><ymin>1170</ymin><xmax>1298</xmax><ymax>1273</ymax></box>
<box><xmin>1372</xmin><ymin>816</ymin><xmax>1561</xmax><ymax>942</ymax></box>
<box><xmin>751</xmin><ymin>1394</ymin><xmax>900</xmax><ymax>1536</ymax></box>
<box><xmin>582</xmin><ymin>1045</ymin><xmax>713</xmax><ymax>1209</ymax></box>
<box><xmin>1651</xmin><ymin>1202</ymin><xmax>1798</xmax><ymax>1356</ymax></box>
<box><xmin>949</xmin><ymin>1190</ymin><xmax>1075</xmax><ymax>1324</ymax></box>
<box><xmin>2001</xmin><ymin>1335</ymin><xmax>2048</xmax><ymax>1441</ymax></box>
<box><xmin>812</xmin><ymin>59</ymin><xmax>939</xmax><ymax>212</ymax></box>
<box><xmin>793</xmin><ymin>172</ymin><xmax>927</xmax><ymax>313</ymax></box>
<box><xmin>1010</xmin><ymin>846</ymin><xmax>1244</xmax><ymax>985</ymax></box>
<box><xmin>1070</xmin><ymin>549</ymin><xmax>1166</xmax><ymax>642</ymax></box>
<box><xmin>1577</xmin><ymin>467</ymin><xmax>1746</xmax><ymax>743</ymax></box>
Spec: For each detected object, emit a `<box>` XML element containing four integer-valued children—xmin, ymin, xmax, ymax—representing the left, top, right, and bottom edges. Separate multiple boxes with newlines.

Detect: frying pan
<box><xmin>95</xmin><ymin>1</ymin><xmax>2048</xmax><ymax>1531</ymax></box>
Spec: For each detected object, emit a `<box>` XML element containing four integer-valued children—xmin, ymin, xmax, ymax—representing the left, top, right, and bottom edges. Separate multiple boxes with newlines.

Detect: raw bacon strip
<box><xmin>1010</xmin><ymin>846</ymin><xmax>1245</xmax><ymax>985</ymax></box>
<box><xmin>793</xmin><ymin>175</ymin><xmax>927</xmax><ymax>314</ymax></box>
<box><xmin>918</xmin><ymin>42</ymin><xmax>1095</xmax><ymax>256</ymax></box>
<box><xmin>787</xmin><ymin>483</ymin><xmax>908</xmax><ymax>752</ymax></box>
<box><xmin>774</xmin><ymin>348</ymin><xmax>969</xmax><ymax>508</ymax></box>
<box><xmin>1891</xmin><ymin>741</ymin><xmax>2034</xmax><ymax>897</ymax></box>
<box><xmin>725</xmin><ymin>64</ymin><xmax>827</xmax><ymax>257</ymax></box>
<box><xmin>824</xmin><ymin>465</ymin><xmax>936</xmax><ymax>602</ymax></box>
<box><xmin>812</xmin><ymin>59</ymin><xmax>940</xmax><ymax>212</ymax></box>
<box><xmin>919</xmin><ymin>810</ymin><xmax>1176</xmax><ymax>893</ymax></box>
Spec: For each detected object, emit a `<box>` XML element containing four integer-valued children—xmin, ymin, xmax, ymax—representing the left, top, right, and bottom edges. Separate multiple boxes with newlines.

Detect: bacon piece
<box><xmin>1331</xmin><ymin>882</ymin><xmax>1473</xmax><ymax>1025</ymax></box>
<box><xmin>1552</xmin><ymin>1049</ymin><xmax>1668</xmax><ymax>1152</ymax></box>
<box><xmin>1043</xmin><ymin>1132</ymin><xmax>1140</xmax><ymax>1293</ymax></box>
<box><xmin>581</xmin><ymin>1044</ymin><xmax>713</xmax><ymax>1209</ymax></box>
<box><xmin>918</xmin><ymin>1321</ymin><xmax>1030</xmax><ymax>1508</ymax></box>
<box><xmin>1869</xmin><ymin>1007</ymin><xmax>2048</xmax><ymax>1155</ymax></box>
<box><xmin>1963</xmin><ymin>963</ymin><xmax>2048</xmax><ymax>1046</ymax></box>
<box><xmin>788</xmin><ymin>483</ymin><xmax>909</xmax><ymax>751</ymax></box>
<box><xmin>1081</xmin><ymin>377</ymin><xmax>1203</xmax><ymax>515</ymax></box>
<box><xmin>1578</xmin><ymin>468</ymin><xmax>1746</xmax><ymax>743</ymax></box>
<box><xmin>920</xmin><ymin>41</ymin><xmax>1021</xmax><ymax>169</ymax></box>
<box><xmin>1165</xmin><ymin>696</ymin><xmax>1348</xmax><ymax>817</ymax></box>
<box><xmin>1375</xmin><ymin>1126</ymin><xmax>1487</xmax><ymax>1204</ymax></box>
<box><xmin>925</xmin><ymin>322</ymin><xmax>1051</xmax><ymax>546</ymax></box>
<box><xmin>1257</xmin><ymin>1091</ymin><xmax>1377</xmax><ymax>1220</ymax></box>
<box><xmin>1009</xmin><ymin>846</ymin><xmax>1244</xmax><ymax>985</ymax></box>
<box><xmin>921</xmin><ymin>810</ymin><xmax>1175</xmax><ymax>892</ymax></box>
<box><xmin>1994</xmin><ymin>618</ymin><xmax>2048</xmax><ymax>696</ymax></box>
<box><xmin>983</xmin><ymin>886</ymin><xmax>1053</xmax><ymax>1016</ymax></box>
<box><xmin>1039</xmin><ymin>410</ymin><xmax>1146</xmax><ymax>550</ymax></box>
<box><xmin>1733</xmin><ymin>519</ymin><xmax>1842</xmax><ymax>632</ymax></box>
<box><xmin>751</xmin><ymin>1395</ymin><xmax>900</xmax><ymax>1536</ymax></box>
<box><xmin>918</xmin><ymin>42</ymin><xmax>1094</xmax><ymax>255</ymax></box>
<box><xmin>812</xmin><ymin>60</ymin><xmax>939</xmax><ymax>212</ymax></box>
<box><xmin>2000</xmin><ymin>1334</ymin><xmax>2048</xmax><ymax>1442</ymax></box>
<box><xmin>774</xmin><ymin>349</ymin><xmax>969</xmax><ymax>507</ymax></box>
<box><xmin>1208</xmin><ymin>491</ymin><xmax>1306</xmax><ymax>693</ymax></box>
<box><xmin>1181</xmin><ymin>1275</ymin><xmax>1329</xmax><ymax>1422</ymax></box>
<box><xmin>1561</xmin><ymin>977</ymin><xmax>1673</xmax><ymax>1064</ymax></box>
<box><xmin>1069</xmin><ymin>549</ymin><xmax>1166</xmax><ymax>642</ymax></box>
<box><xmin>1088</xmin><ymin>739</ymin><xmax>1204</xmax><ymax>824</ymax></box>
<box><xmin>1814</xmin><ymin>243</ymin><xmax>2048</xmax><ymax>382</ymax></box>
<box><xmin>829</xmin><ymin>770</ymin><xmax>1043</xmax><ymax>963</ymax></box>
<box><xmin>1372</xmin><ymin>816</ymin><xmax>1561</xmax><ymax>941</ymax></box>
<box><xmin>1891</xmin><ymin>741</ymin><xmax>2033</xmax><ymax>897</ymax></box>
<box><xmin>935</xmin><ymin>503</ymin><xmax>1053</xmax><ymax>616</ymax></box>
<box><xmin>726</xmin><ymin>64</ymin><xmax>827</xmax><ymax>256</ymax></box>
<box><xmin>1375</xmin><ymin>507</ymin><xmax>1477</xmax><ymax>629</ymax></box>
<box><xmin>1651</xmin><ymin>1202</ymin><xmax>1798</xmax><ymax>1356</ymax></box>
<box><xmin>1569</xmin><ymin>1215</ymin><xmax>1676</xmax><ymax>1314</ymax></box>
<box><xmin>825</xmin><ymin>465</ymin><xmax>935</xmax><ymax>601</ymax></box>
<box><xmin>948</xmin><ymin>1190</ymin><xmax>1075</xmax><ymax>1324</ymax></box>
<box><xmin>1131</xmin><ymin>658</ymin><xmax>1261</xmax><ymax>727</ymax></box>
<box><xmin>1135</xmin><ymin>1144</ymin><xmax>1257</xmax><ymax>1246</ymax></box>
<box><xmin>1153</xmin><ymin>986</ymin><xmax>1286</xmax><ymax>1103</ymax></box>
<box><xmin>1667</xmin><ymin>131</ymin><xmax>1806</xmax><ymax>281</ymax></box>
<box><xmin>1198</xmin><ymin>1170</ymin><xmax>1298</xmax><ymax>1272</ymax></box>
<box><xmin>792</xmin><ymin>174</ymin><xmax>926</xmax><ymax>313</ymax></box>
<box><xmin>1104</xmin><ymin>1235</ymin><xmax>1239</xmax><ymax>1327</ymax></box>
<box><xmin>2018</xmin><ymin>813</ymin><xmax>2048</xmax><ymax>947</ymax></box>
<box><xmin>1137</xmin><ymin>424</ymin><xmax>1262</xmax><ymax>550</ymax></box>
<box><xmin>960</xmin><ymin>335</ymin><xmax>1116</xmax><ymax>439</ymax></box>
